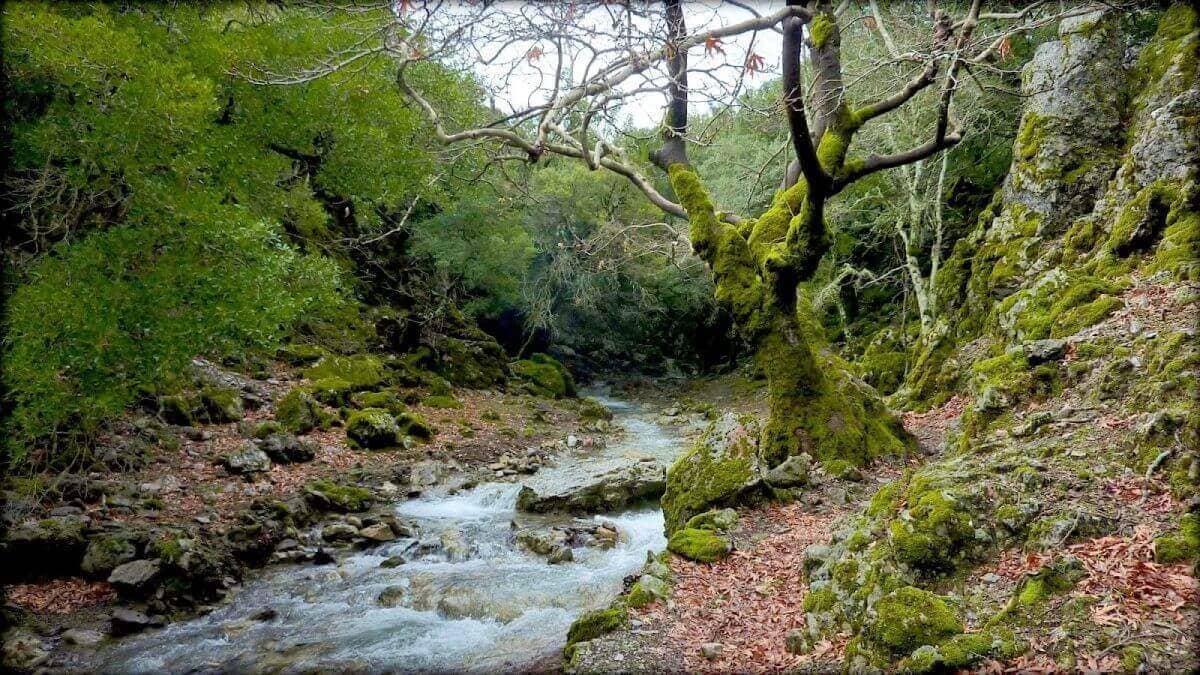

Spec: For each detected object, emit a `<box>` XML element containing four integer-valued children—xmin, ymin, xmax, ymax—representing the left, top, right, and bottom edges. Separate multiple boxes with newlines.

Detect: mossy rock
<box><xmin>863</xmin><ymin>586</ymin><xmax>963</xmax><ymax>657</ymax></box>
<box><xmin>684</xmin><ymin>508</ymin><xmax>738</xmax><ymax>532</ymax></box>
<box><xmin>303</xmin><ymin>354</ymin><xmax>388</xmax><ymax>391</ymax></box>
<box><xmin>888</xmin><ymin>489</ymin><xmax>974</xmax><ymax>573</ymax></box>
<box><xmin>625</xmin><ymin>574</ymin><xmax>670</xmax><ymax>608</ymax></box>
<box><xmin>511</xmin><ymin>353</ymin><xmax>575</xmax><ymax>398</ymax></box>
<box><xmin>563</xmin><ymin>606</ymin><xmax>628</xmax><ymax>658</ymax></box>
<box><xmin>303</xmin><ymin>479</ymin><xmax>373</xmax><ymax>512</ymax></box>
<box><xmin>397</xmin><ymin>412</ymin><xmax>433</xmax><ymax>440</ymax></box>
<box><xmin>275</xmin><ymin>388</ymin><xmax>335</xmax><ymax>434</ymax></box>
<box><xmin>251</xmin><ymin>421</ymin><xmax>282</xmax><ymax>439</ymax></box>
<box><xmin>667</xmin><ymin>527</ymin><xmax>731</xmax><ymax>562</ymax></box>
<box><xmin>276</xmin><ymin>343</ymin><xmax>328</xmax><ymax>366</ymax></box>
<box><xmin>422</xmin><ymin>394</ymin><xmax>463</xmax><ymax>409</ymax></box>
<box><xmin>307</xmin><ymin>377</ymin><xmax>354</xmax><ymax>406</ymax></box>
<box><xmin>349</xmin><ymin>390</ymin><xmax>407</xmax><ymax>415</ymax></box>
<box><xmin>428</xmin><ymin>334</ymin><xmax>508</xmax><ymax>388</ymax></box>
<box><xmin>1154</xmin><ymin>512</ymin><xmax>1200</xmax><ymax>563</ymax></box>
<box><xmin>345</xmin><ymin>408</ymin><xmax>400</xmax><ymax>450</ymax></box>
<box><xmin>199</xmin><ymin>385</ymin><xmax>244</xmax><ymax>422</ymax></box>
<box><xmin>662</xmin><ymin>413</ymin><xmax>760</xmax><ymax>535</ymax></box>
<box><xmin>899</xmin><ymin>630</ymin><xmax>1019</xmax><ymax>673</ymax></box>
<box><xmin>578</xmin><ymin>397</ymin><xmax>614</xmax><ymax>421</ymax></box>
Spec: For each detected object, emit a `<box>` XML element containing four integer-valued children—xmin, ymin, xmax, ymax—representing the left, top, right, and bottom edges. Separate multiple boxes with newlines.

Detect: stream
<box><xmin>91</xmin><ymin>392</ymin><xmax>690</xmax><ymax>673</ymax></box>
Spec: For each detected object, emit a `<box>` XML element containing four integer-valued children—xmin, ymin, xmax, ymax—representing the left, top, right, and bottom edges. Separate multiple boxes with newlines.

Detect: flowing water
<box><xmin>92</xmin><ymin>391</ymin><xmax>689</xmax><ymax>673</ymax></box>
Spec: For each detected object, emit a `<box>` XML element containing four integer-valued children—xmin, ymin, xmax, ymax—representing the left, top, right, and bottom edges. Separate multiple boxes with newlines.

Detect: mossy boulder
<box><xmin>1154</xmin><ymin>512</ymin><xmax>1200</xmax><ymax>563</ymax></box>
<box><xmin>422</xmin><ymin>394</ymin><xmax>463</xmax><ymax>409</ymax></box>
<box><xmin>667</xmin><ymin>527</ymin><xmax>731</xmax><ymax>562</ymax></box>
<box><xmin>350</xmin><ymin>390</ymin><xmax>407</xmax><ymax>415</ymax></box>
<box><xmin>396</xmin><ymin>411</ymin><xmax>434</xmax><ymax>440</ymax></box>
<box><xmin>662</xmin><ymin>413</ymin><xmax>760</xmax><ymax>534</ymax></box>
<box><xmin>564</xmin><ymin>606</ymin><xmax>628</xmax><ymax>658</ymax></box>
<box><xmin>899</xmin><ymin>630</ymin><xmax>1019</xmax><ymax>673</ymax></box>
<box><xmin>276</xmin><ymin>343</ymin><xmax>328</xmax><ymax>366</ymax></box>
<box><xmin>626</xmin><ymin>574</ymin><xmax>670</xmax><ymax>608</ymax></box>
<box><xmin>863</xmin><ymin>586</ymin><xmax>963</xmax><ymax>657</ymax></box>
<box><xmin>511</xmin><ymin>353</ymin><xmax>575</xmax><ymax>398</ymax></box>
<box><xmin>307</xmin><ymin>377</ymin><xmax>355</xmax><ymax>406</ymax></box>
<box><xmin>303</xmin><ymin>479</ymin><xmax>373</xmax><ymax>512</ymax></box>
<box><xmin>684</xmin><ymin>508</ymin><xmax>738</xmax><ymax>532</ymax></box>
<box><xmin>199</xmin><ymin>385</ymin><xmax>244</xmax><ymax>422</ymax></box>
<box><xmin>275</xmin><ymin>388</ymin><xmax>335</xmax><ymax>434</ymax></box>
<box><xmin>303</xmin><ymin>354</ymin><xmax>388</xmax><ymax>392</ymax></box>
<box><xmin>888</xmin><ymin>489</ymin><xmax>974</xmax><ymax>573</ymax></box>
<box><xmin>80</xmin><ymin>532</ymin><xmax>139</xmax><ymax>578</ymax></box>
<box><xmin>345</xmin><ymin>408</ymin><xmax>400</xmax><ymax>449</ymax></box>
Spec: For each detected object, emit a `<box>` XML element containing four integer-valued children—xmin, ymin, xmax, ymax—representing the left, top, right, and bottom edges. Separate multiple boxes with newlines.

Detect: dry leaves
<box><xmin>8</xmin><ymin>578</ymin><xmax>116</xmax><ymax>614</ymax></box>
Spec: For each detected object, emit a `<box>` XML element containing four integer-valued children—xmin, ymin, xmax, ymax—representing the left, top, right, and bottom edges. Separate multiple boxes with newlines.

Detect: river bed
<box><xmin>91</xmin><ymin>392</ymin><xmax>688</xmax><ymax>673</ymax></box>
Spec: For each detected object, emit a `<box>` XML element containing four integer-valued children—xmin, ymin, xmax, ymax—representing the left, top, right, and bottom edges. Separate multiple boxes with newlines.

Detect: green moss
<box><xmin>668</xmin><ymin>165</ymin><xmax>764</xmax><ymax>334</ymax></box>
<box><xmin>803</xmin><ymin>587</ymin><xmax>836</xmax><ymax>613</ymax></box>
<box><xmin>809</xmin><ymin>13</ymin><xmax>836</xmax><ymax>49</ymax></box>
<box><xmin>199</xmin><ymin>386</ymin><xmax>243</xmax><ymax>422</ymax></box>
<box><xmin>667</xmin><ymin>527</ymin><xmax>732</xmax><ymax>562</ymax></box>
<box><xmin>684</xmin><ymin>508</ymin><xmax>738</xmax><ymax>532</ymax></box>
<box><xmin>661</xmin><ymin>417</ymin><xmax>756</xmax><ymax>534</ymax></box>
<box><xmin>396</xmin><ymin>411</ymin><xmax>434</xmax><ymax>440</ymax></box>
<box><xmin>1015</xmin><ymin>112</ymin><xmax>1050</xmax><ymax>161</ymax></box>
<box><xmin>864</xmin><ymin>586</ymin><xmax>963</xmax><ymax>657</ymax></box>
<box><xmin>1107</xmin><ymin>180</ymin><xmax>1181</xmax><ymax>256</ymax></box>
<box><xmin>564</xmin><ymin>606</ymin><xmax>628</xmax><ymax>657</ymax></box>
<box><xmin>1014</xmin><ymin>557</ymin><xmax>1084</xmax><ymax>607</ymax></box>
<box><xmin>275</xmin><ymin>388</ymin><xmax>335</xmax><ymax>434</ymax></box>
<box><xmin>277</xmin><ymin>343</ymin><xmax>328</xmax><ymax>366</ymax></box>
<box><xmin>888</xmin><ymin>489</ymin><xmax>973</xmax><ymax>572</ymax></box>
<box><xmin>1154</xmin><ymin>513</ymin><xmax>1200</xmax><ymax>563</ymax></box>
<box><xmin>1120</xmin><ymin>645</ymin><xmax>1145</xmax><ymax>674</ymax></box>
<box><xmin>349</xmin><ymin>390</ymin><xmax>407</xmax><ymax>415</ymax></box>
<box><xmin>345</xmin><ymin>408</ymin><xmax>399</xmax><ymax>449</ymax></box>
<box><xmin>252</xmin><ymin>421</ymin><xmax>282</xmax><ymax>439</ymax></box>
<box><xmin>625</xmin><ymin>575</ymin><xmax>669</xmax><ymax>608</ymax></box>
<box><xmin>422</xmin><ymin>394</ymin><xmax>463</xmax><ymax>409</ymax></box>
<box><xmin>578</xmin><ymin>397</ymin><xmax>614</xmax><ymax>421</ymax></box>
<box><xmin>307</xmin><ymin>377</ymin><xmax>354</xmax><ymax>406</ymax></box>
<box><xmin>304</xmin><ymin>479</ymin><xmax>373</xmax><ymax>512</ymax></box>
<box><xmin>1051</xmin><ymin>295</ymin><xmax>1123</xmax><ymax>337</ymax></box>
<box><xmin>510</xmin><ymin>353</ymin><xmax>575</xmax><ymax>398</ymax></box>
<box><xmin>303</xmin><ymin>354</ymin><xmax>387</xmax><ymax>391</ymax></box>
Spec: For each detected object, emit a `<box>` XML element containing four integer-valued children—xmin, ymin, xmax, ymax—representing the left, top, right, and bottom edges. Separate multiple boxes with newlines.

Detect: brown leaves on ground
<box><xmin>7</xmin><ymin>578</ymin><xmax>116</xmax><ymax>614</ymax></box>
<box><xmin>640</xmin><ymin>502</ymin><xmax>848</xmax><ymax>673</ymax></box>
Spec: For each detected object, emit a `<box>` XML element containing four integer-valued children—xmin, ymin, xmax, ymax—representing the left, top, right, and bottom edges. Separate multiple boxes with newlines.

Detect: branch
<box><xmin>650</xmin><ymin>0</ymin><xmax>690</xmax><ymax>170</ymax></box>
<box><xmin>781</xmin><ymin>4</ymin><xmax>824</xmax><ymax>193</ymax></box>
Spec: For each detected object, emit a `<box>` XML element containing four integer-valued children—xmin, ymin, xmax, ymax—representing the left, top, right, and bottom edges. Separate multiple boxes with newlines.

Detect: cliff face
<box><xmin>801</xmin><ymin>7</ymin><xmax>1198</xmax><ymax>671</ymax></box>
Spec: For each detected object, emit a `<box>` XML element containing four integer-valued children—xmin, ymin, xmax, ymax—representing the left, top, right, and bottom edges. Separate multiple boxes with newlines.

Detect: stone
<box><xmin>312</xmin><ymin>548</ymin><xmax>336</xmax><ymax>565</ymax></box>
<box><xmin>377</xmin><ymin>585</ymin><xmax>408</xmax><ymax>607</ymax></box>
<box><xmin>346</xmin><ymin>408</ymin><xmax>400</xmax><ymax>449</ymax></box>
<box><xmin>440</xmin><ymin>527</ymin><xmax>471</xmax><ymax>561</ymax></box>
<box><xmin>1024</xmin><ymin>339</ymin><xmax>1067</xmax><ymax>364</ymax></box>
<box><xmin>764</xmin><ymin>453</ymin><xmax>813</xmax><ymax>487</ymax></box>
<box><xmin>108</xmin><ymin>559</ymin><xmax>161</xmax><ymax>595</ymax></box>
<box><xmin>223</xmin><ymin>443</ymin><xmax>271</xmax><ymax>474</ymax></box>
<box><xmin>668</xmin><ymin>527</ymin><xmax>731</xmax><ymax>562</ymax></box>
<box><xmin>259</xmin><ymin>434</ymin><xmax>317</xmax><ymax>464</ymax></box>
<box><xmin>61</xmin><ymin>628</ymin><xmax>105</xmax><ymax>646</ymax></box>
<box><xmin>410</xmin><ymin>461</ymin><xmax>444</xmax><ymax>488</ymax></box>
<box><xmin>359</xmin><ymin>523</ymin><xmax>396</xmax><ymax>542</ymax></box>
<box><xmin>547</xmin><ymin>546</ymin><xmax>574</xmax><ymax>564</ymax></box>
<box><xmin>110</xmin><ymin>608</ymin><xmax>164</xmax><ymax>636</ymax></box>
<box><xmin>567</xmin><ymin>434</ymin><xmax>579</xmax><ymax>448</ymax></box>
<box><xmin>322</xmin><ymin>523</ymin><xmax>359</xmax><ymax>542</ymax></box>
<box><xmin>700</xmin><ymin>642</ymin><xmax>723</xmax><ymax>660</ymax></box>
<box><xmin>81</xmin><ymin>533</ymin><xmax>139</xmax><ymax>578</ymax></box>
<box><xmin>516</xmin><ymin>458</ymin><xmax>665</xmax><ymax>514</ymax></box>
<box><xmin>6</xmin><ymin>514</ymin><xmax>88</xmax><ymax>576</ymax></box>
<box><xmin>2</xmin><ymin>629</ymin><xmax>48</xmax><ymax>670</ymax></box>
<box><xmin>380</xmin><ymin>556</ymin><xmax>406</xmax><ymax>569</ymax></box>
<box><xmin>785</xmin><ymin>628</ymin><xmax>810</xmax><ymax>655</ymax></box>
<box><xmin>249</xmin><ymin>607</ymin><xmax>279</xmax><ymax>621</ymax></box>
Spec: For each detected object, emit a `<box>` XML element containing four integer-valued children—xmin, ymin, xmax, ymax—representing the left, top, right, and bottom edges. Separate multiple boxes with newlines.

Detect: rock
<box><xmin>108</xmin><ymin>559</ymin><xmax>161</xmax><ymax>595</ymax></box>
<box><xmin>61</xmin><ymin>628</ymin><xmax>105</xmax><ymax>646</ymax></box>
<box><xmin>377</xmin><ymin>585</ymin><xmax>408</xmax><ymax>607</ymax></box>
<box><xmin>380</xmin><ymin>556</ymin><xmax>406</xmax><ymax>569</ymax></box>
<box><xmin>81</xmin><ymin>532</ymin><xmax>139</xmax><ymax>578</ymax></box>
<box><xmin>322</xmin><ymin>523</ymin><xmax>359</xmax><ymax>543</ymax></box>
<box><xmin>661</xmin><ymin>413</ymin><xmax>761</xmax><ymax>534</ymax></box>
<box><xmin>626</xmin><ymin>574</ymin><xmax>669</xmax><ymax>608</ymax></box>
<box><xmin>515</xmin><ymin>529</ymin><xmax>564</xmax><ymax>556</ymax></box>
<box><xmin>440</xmin><ymin>527</ymin><xmax>471</xmax><ymax>561</ymax></box>
<box><xmin>223</xmin><ymin>443</ymin><xmax>272</xmax><ymax>475</ymax></box>
<box><xmin>110</xmin><ymin>608</ymin><xmax>164</xmax><ymax>636</ymax></box>
<box><xmin>249</xmin><ymin>607</ymin><xmax>278</xmax><ymax>622</ymax></box>
<box><xmin>410</xmin><ymin>461</ymin><xmax>444</xmax><ymax>488</ymax></box>
<box><xmin>2</xmin><ymin>629</ymin><xmax>48</xmax><ymax>670</ymax></box>
<box><xmin>516</xmin><ymin>458</ymin><xmax>665</xmax><ymax>514</ymax></box>
<box><xmin>5</xmin><ymin>514</ymin><xmax>89</xmax><ymax>577</ymax></box>
<box><xmin>764</xmin><ymin>453</ymin><xmax>813</xmax><ymax>487</ymax></box>
<box><xmin>663</xmin><ymin>407</ymin><xmax>681</xmax><ymax>417</ymax></box>
<box><xmin>359</xmin><ymin>523</ymin><xmax>396</xmax><ymax>542</ymax></box>
<box><xmin>312</xmin><ymin>548</ymin><xmax>336</xmax><ymax>565</ymax></box>
<box><xmin>685</xmin><ymin>508</ymin><xmax>739</xmax><ymax>532</ymax></box>
<box><xmin>667</xmin><ymin>527</ymin><xmax>731</xmax><ymax>562</ymax></box>
<box><xmin>259</xmin><ymin>434</ymin><xmax>317</xmax><ymax>464</ymax></box>
<box><xmin>1024</xmin><ymin>339</ymin><xmax>1067</xmax><ymax>363</ymax></box>
<box><xmin>547</xmin><ymin>546</ymin><xmax>574</xmax><ymax>564</ymax></box>
<box><xmin>566</xmin><ymin>434</ymin><xmax>579</xmax><ymax>448</ymax></box>
<box><xmin>304</xmin><ymin>480</ymin><xmax>373</xmax><ymax>513</ymax></box>
<box><xmin>700</xmin><ymin>642</ymin><xmax>723</xmax><ymax>660</ymax></box>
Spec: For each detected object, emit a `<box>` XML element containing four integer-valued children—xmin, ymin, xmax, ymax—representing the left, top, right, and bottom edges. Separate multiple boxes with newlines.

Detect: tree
<box><xmin>263</xmin><ymin>0</ymin><xmax>1119</xmax><ymax>467</ymax></box>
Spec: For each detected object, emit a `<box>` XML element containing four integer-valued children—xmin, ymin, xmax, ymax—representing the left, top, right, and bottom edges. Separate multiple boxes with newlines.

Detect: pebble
<box><xmin>982</xmin><ymin>573</ymin><xmax>1001</xmax><ymax>584</ymax></box>
<box><xmin>700</xmin><ymin>642</ymin><xmax>723</xmax><ymax>660</ymax></box>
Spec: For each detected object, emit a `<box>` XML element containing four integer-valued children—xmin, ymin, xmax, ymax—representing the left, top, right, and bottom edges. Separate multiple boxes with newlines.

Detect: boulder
<box><xmin>1024</xmin><ymin>339</ymin><xmax>1067</xmax><ymax>364</ymax></box>
<box><xmin>377</xmin><ymin>585</ymin><xmax>409</xmax><ymax>607</ymax></box>
<box><xmin>1</xmin><ymin>629</ymin><xmax>47</xmax><ymax>671</ymax></box>
<box><xmin>661</xmin><ymin>413</ymin><xmax>762</xmax><ymax>534</ymax></box>
<box><xmin>223</xmin><ymin>444</ymin><xmax>271</xmax><ymax>474</ymax></box>
<box><xmin>5</xmin><ymin>514</ymin><xmax>89</xmax><ymax>578</ymax></box>
<box><xmin>439</xmin><ymin>527</ymin><xmax>471</xmax><ymax>561</ymax></box>
<box><xmin>359</xmin><ymin>523</ymin><xmax>396</xmax><ymax>542</ymax></box>
<box><xmin>108</xmin><ymin>559</ymin><xmax>161</xmax><ymax>595</ymax></box>
<box><xmin>516</xmin><ymin>458</ymin><xmax>665</xmax><ymax>514</ymax></box>
<box><xmin>763</xmin><ymin>453</ymin><xmax>812</xmax><ymax>488</ymax></box>
<box><xmin>109</xmin><ymin>608</ymin><xmax>164</xmax><ymax>636</ymax></box>
<box><xmin>321</xmin><ymin>523</ymin><xmax>360</xmax><ymax>543</ymax></box>
<box><xmin>81</xmin><ymin>532</ymin><xmax>139</xmax><ymax>578</ymax></box>
<box><xmin>346</xmin><ymin>408</ymin><xmax>400</xmax><ymax>449</ymax></box>
<box><xmin>61</xmin><ymin>628</ymin><xmax>105</xmax><ymax>646</ymax></box>
<box><xmin>259</xmin><ymin>433</ymin><xmax>317</xmax><ymax>464</ymax></box>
